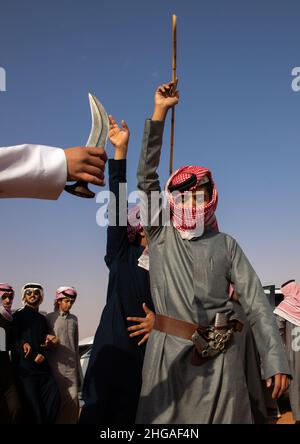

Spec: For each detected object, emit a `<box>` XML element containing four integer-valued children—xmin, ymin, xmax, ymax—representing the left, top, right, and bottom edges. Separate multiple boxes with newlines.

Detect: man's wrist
<box><xmin>114</xmin><ymin>146</ymin><xmax>128</xmax><ymax>160</ymax></box>
<box><xmin>152</xmin><ymin>106</ymin><xmax>169</xmax><ymax>121</ymax></box>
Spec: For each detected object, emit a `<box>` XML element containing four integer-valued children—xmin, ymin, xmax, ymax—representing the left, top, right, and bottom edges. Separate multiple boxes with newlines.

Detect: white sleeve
<box><xmin>0</xmin><ymin>144</ymin><xmax>67</xmax><ymax>199</ymax></box>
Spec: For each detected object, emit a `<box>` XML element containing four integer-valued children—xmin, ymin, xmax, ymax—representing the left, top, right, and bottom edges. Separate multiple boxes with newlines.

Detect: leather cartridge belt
<box><xmin>154</xmin><ymin>313</ymin><xmax>202</xmax><ymax>341</ymax></box>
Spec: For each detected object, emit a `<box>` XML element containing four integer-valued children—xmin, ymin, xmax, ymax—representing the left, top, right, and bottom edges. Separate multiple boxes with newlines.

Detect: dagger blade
<box><xmin>90</xmin><ymin>94</ymin><xmax>109</xmax><ymax>148</ymax></box>
<box><xmin>86</xmin><ymin>93</ymin><xmax>103</xmax><ymax>147</ymax></box>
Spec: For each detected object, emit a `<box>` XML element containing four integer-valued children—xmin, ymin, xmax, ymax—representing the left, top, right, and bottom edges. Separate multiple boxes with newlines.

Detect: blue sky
<box><xmin>1</xmin><ymin>0</ymin><xmax>300</xmax><ymax>338</ymax></box>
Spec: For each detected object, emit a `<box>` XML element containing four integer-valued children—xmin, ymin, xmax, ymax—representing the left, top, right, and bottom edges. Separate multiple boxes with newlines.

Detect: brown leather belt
<box><xmin>154</xmin><ymin>313</ymin><xmax>202</xmax><ymax>341</ymax></box>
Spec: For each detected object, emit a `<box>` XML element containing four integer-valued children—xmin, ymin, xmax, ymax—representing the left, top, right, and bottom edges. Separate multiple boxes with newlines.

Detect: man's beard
<box><xmin>26</xmin><ymin>298</ymin><xmax>40</xmax><ymax>309</ymax></box>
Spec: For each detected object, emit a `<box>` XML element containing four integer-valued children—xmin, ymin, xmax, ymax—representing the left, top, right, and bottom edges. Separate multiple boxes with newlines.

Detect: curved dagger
<box><xmin>64</xmin><ymin>93</ymin><xmax>109</xmax><ymax>198</ymax></box>
<box><xmin>86</xmin><ymin>93</ymin><xmax>103</xmax><ymax>146</ymax></box>
<box><xmin>89</xmin><ymin>94</ymin><xmax>109</xmax><ymax>148</ymax></box>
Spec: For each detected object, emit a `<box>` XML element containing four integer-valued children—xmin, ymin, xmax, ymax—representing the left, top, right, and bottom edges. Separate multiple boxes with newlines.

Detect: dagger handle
<box><xmin>64</xmin><ymin>181</ymin><xmax>95</xmax><ymax>199</ymax></box>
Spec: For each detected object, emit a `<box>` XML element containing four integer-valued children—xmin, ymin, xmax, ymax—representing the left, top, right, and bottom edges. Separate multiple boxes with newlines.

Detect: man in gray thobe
<box><xmin>135</xmin><ymin>79</ymin><xmax>290</xmax><ymax>424</ymax></box>
<box><xmin>274</xmin><ymin>280</ymin><xmax>300</xmax><ymax>423</ymax></box>
<box><xmin>46</xmin><ymin>286</ymin><xmax>82</xmax><ymax>424</ymax></box>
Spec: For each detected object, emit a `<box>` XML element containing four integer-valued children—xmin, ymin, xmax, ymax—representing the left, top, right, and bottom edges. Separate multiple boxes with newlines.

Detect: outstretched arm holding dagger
<box><xmin>1</xmin><ymin>93</ymin><xmax>108</xmax><ymax>200</ymax></box>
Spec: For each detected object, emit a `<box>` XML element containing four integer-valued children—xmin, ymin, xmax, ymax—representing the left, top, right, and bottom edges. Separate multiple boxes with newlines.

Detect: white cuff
<box><xmin>0</xmin><ymin>144</ymin><xmax>67</xmax><ymax>200</ymax></box>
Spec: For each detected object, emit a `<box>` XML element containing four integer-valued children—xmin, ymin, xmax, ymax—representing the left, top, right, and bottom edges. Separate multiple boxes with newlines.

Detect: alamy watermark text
<box><xmin>0</xmin><ymin>66</ymin><xmax>6</xmax><ymax>92</ymax></box>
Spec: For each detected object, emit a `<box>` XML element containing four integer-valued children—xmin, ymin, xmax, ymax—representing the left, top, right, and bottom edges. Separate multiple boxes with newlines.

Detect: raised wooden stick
<box><xmin>169</xmin><ymin>14</ymin><xmax>177</xmax><ymax>176</ymax></box>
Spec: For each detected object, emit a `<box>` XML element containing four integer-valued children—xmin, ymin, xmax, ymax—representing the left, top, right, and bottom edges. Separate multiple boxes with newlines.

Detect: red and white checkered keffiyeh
<box><xmin>54</xmin><ymin>286</ymin><xmax>77</xmax><ymax>311</ymax></box>
<box><xmin>274</xmin><ymin>281</ymin><xmax>300</xmax><ymax>326</ymax></box>
<box><xmin>127</xmin><ymin>205</ymin><xmax>143</xmax><ymax>243</ymax></box>
<box><xmin>0</xmin><ymin>283</ymin><xmax>14</xmax><ymax>299</ymax></box>
<box><xmin>0</xmin><ymin>283</ymin><xmax>14</xmax><ymax>320</ymax></box>
<box><xmin>55</xmin><ymin>286</ymin><xmax>77</xmax><ymax>301</ymax></box>
<box><xmin>165</xmin><ymin>165</ymin><xmax>219</xmax><ymax>236</ymax></box>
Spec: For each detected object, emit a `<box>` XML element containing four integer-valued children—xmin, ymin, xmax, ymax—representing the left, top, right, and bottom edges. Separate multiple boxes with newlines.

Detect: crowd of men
<box><xmin>1</xmin><ymin>79</ymin><xmax>300</xmax><ymax>424</ymax></box>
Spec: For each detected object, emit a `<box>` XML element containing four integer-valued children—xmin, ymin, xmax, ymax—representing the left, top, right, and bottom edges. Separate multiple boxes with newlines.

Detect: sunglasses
<box><xmin>25</xmin><ymin>289</ymin><xmax>41</xmax><ymax>297</ymax></box>
<box><xmin>1</xmin><ymin>294</ymin><xmax>14</xmax><ymax>301</ymax></box>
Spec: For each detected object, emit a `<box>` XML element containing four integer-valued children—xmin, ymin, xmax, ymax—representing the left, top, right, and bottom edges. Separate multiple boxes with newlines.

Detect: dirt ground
<box><xmin>276</xmin><ymin>411</ymin><xmax>295</xmax><ymax>424</ymax></box>
<box><xmin>272</xmin><ymin>398</ymin><xmax>297</xmax><ymax>424</ymax></box>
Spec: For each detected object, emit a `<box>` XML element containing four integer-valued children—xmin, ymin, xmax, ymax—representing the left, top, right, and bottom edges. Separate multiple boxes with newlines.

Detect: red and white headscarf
<box><xmin>274</xmin><ymin>280</ymin><xmax>300</xmax><ymax>326</ymax></box>
<box><xmin>55</xmin><ymin>286</ymin><xmax>77</xmax><ymax>301</ymax></box>
<box><xmin>0</xmin><ymin>283</ymin><xmax>14</xmax><ymax>300</ymax></box>
<box><xmin>127</xmin><ymin>205</ymin><xmax>143</xmax><ymax>244</ymax></box>
<box><xmin>54</xmin><ymin>286</ymin><xmax>77</xmax><ymax>311</ymax></box>
<box><xmin>165</xmin><ymin>166</ymin><xmax>219</xmax><ymax>239</ymax></box>
<box><xmin>0</xmin><ymin>283</ymin><xmax>14</xmax><ymax>320</ymax></box>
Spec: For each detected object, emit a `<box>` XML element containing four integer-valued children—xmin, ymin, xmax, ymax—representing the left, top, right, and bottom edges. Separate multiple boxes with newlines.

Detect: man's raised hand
<box><xmin>108</xmin><ymin>115</ymin><xmax>130</xmax><ymax>160</ymax></box>
<box><xmin>152</xmin><ymin>79</ymin><xmax>179</xmax><ymax>121</ymax></box>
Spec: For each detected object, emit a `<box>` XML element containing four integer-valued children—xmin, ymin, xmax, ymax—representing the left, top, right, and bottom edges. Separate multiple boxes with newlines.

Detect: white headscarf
<box><xmin>21</xmin><ymin>283</ymin><xmax>44</xmax><ymax>305</ymax></box>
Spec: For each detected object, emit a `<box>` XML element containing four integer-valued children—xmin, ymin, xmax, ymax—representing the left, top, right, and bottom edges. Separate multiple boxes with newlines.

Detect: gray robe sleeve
<box><xmin>275</xmin><ymin>315</ymin><xmax>286</xmax><ymax>343</ymax></box>
<box><xmin>228</xmin><ymin>236</ymin><xmax>290</xmax><ymax>379</ymax></box>
<box><xmin>137</xmin><ymin>119</ymin><xmax>165</xmax><ymax>238</ymax></box>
